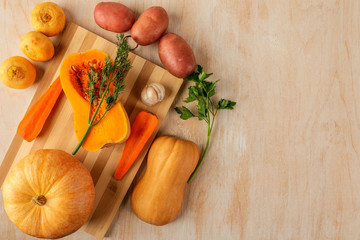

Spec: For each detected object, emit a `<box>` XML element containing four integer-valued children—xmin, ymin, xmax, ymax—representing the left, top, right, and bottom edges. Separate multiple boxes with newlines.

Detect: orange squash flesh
<box><xmin>60</xmin><ymin>49</ymin><xmax>130</xmax><ymax>152</ymax></box>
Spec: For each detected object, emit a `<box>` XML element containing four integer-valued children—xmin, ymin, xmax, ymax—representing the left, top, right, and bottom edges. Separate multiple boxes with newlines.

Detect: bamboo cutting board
<box><xmin>0</xmin><ymin>22</ymin><xmax>183</xmax><ymax>239</ymax></box>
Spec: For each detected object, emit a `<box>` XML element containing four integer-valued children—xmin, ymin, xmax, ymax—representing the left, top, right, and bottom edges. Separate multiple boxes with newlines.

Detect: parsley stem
<box><xmin>187</xmin><ymin>116</ymin><xmax>214</xmax><ymax>184</ymax></box>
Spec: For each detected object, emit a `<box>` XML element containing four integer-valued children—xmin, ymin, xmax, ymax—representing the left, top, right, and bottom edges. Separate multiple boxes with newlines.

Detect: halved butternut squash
<box><xmin>60</xmin><ymin>49</ymin><xmax>130</xmax><ymax>152</ymax></box>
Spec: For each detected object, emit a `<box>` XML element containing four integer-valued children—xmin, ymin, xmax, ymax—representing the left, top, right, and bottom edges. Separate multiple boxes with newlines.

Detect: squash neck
<box><xmin>31</xmin><ymin>195</ymin><xmax>47</xmax><ymax>206</ymax></box>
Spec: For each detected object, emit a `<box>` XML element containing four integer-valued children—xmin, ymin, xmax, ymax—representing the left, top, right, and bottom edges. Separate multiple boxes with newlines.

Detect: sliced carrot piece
<box><xmin>114</xmin><ymin>111</ymin><xmax>158</xmax><ymax>180</ymax></box>
<box><xmin>17</xmin><ymin>77</ymin><xmax>62</xmax><ymax>142</ymax></box>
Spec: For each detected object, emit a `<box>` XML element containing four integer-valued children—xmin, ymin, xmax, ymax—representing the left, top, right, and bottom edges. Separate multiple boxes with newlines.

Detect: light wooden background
<box><xmin>1</xmin><ymin>0</ymin><xmax>360</xmax><ymax>240</ymax></box>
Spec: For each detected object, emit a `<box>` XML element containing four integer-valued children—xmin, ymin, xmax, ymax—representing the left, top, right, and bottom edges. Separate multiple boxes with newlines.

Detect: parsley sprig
<box><xmin>72</xmin><ymin>34</ymin><xmax>131</xmax><ymax>155</ymax></box>
<box><xmin>175</xmin><ymin>65</ymin><xmax>236</xmax><ymax>183</ymax></box>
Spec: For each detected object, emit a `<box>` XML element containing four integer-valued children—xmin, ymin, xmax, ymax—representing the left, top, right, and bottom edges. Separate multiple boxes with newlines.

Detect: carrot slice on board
<box><xmin>17</xmin><ymin>77</ymin><xmax>62</xmax><ymax>142</ymax></box>
<box><xmin>114</xmin><ymin>111</ymin><xmax>158</xmax><ymax>180</ymax></box>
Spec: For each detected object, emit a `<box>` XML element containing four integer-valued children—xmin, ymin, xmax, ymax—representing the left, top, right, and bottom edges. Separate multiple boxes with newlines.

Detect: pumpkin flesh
<box><xmin>60</xmin><ymin>49</ymin><xmax>130</xmax><ymax>152</ymax></box>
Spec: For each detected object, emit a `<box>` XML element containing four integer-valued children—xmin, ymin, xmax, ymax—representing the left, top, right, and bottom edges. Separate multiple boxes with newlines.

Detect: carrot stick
<box><xmin>17</xmin><ymin>77</ymin><xmax>62</xmax><ymax>142</ymax></box>
<box><xmin>114</xmin><ymin>111</ymin><xmax>158</xmax><ymax>180</ymax></box>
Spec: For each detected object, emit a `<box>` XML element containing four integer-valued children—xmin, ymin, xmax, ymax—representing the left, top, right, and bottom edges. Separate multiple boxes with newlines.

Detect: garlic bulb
<box><xmin>141</xmin><ymin>83</ymin><xmax>165</xmax><ymax>106</ymax></box>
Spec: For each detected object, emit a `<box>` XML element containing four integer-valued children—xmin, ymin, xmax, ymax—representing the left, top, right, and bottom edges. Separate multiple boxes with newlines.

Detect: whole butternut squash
<box><xmin>131</xmin><ymin>136</ymin><xmax>199</xmax><ymax>225</ymax></box>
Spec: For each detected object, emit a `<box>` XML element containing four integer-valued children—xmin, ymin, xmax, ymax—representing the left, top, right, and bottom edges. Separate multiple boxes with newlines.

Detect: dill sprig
<box><xmin>72</xmin><ymin>34</ymin><xmax>131</xmax><ymax>155</ymax></box>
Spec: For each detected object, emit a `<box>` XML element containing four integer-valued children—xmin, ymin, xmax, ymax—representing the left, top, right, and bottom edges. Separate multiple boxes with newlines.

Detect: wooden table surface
<box><xmin>1</xmin><ymin>0</ymin><xmax>360</xmax><ymax>239</ymax></box>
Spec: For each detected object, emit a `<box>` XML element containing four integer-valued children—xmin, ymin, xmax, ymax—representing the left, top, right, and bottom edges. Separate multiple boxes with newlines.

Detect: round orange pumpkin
<box><xmin>2</xmin><ymin>149</ymin><xmax>95</xmax><ymax>239</ymax></box>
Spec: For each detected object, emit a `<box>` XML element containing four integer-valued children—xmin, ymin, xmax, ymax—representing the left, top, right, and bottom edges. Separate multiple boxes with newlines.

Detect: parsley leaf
<box><xmin>186</xmin><ymin>72</ymin><xmax>200</xmax><ymax>83</ymax></box>
<box><xmin>197</xmin><ymin>97</ymin><xmax>208</xmax><ymax>120</ymax></box>
<box><xmin>174</xmin><ymin>107</ymin><xmax>183</xmax><ymax>115</ymax></box>
<box><xmin>185</xmin><ymin>86</ymin><xmax>200</xmax><ymax>103</ymax></box>
<box><xmin>217</xmin><ymin>99</ymin><xmax>237</xmax><ymax>110</ymax></box>
<box><xmin>175</xmin><ymin>106</ymin><xmax>195</xmax><ymax>120</ymax></box>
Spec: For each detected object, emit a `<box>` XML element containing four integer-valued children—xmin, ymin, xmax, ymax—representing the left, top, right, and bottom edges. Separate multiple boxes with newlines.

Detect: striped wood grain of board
<box><xmin>0</xmin><ymin>22</ymin><xmax>183</xmax><ymax>239</ymax></box>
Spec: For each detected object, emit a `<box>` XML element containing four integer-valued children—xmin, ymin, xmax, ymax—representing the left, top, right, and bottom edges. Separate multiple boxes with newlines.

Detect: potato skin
<box><xmin>131</xmin><ymin>6</ymin><xmax>169</xmax><ymax>46</ymax></box>
<box><xmin>0</xmin><ymin>56</ymin><xmax>36</xmax><ymax>89</ymax></box>
<box><xmin>158</xmin><ymin>33</ymin><xmax>196</xmax><ymax>78</ymax></box>
<box><xmin>31</xmin><ymin>2</ymin><xmax>66</xmax><ymax>37</ymax></box>
<box><xmin>20</xmin><ymin>31</ymin><xmax>54</xmax><ymax>62</ymax></box>
<box><xmin>94</xmin><ymin>2</ymin><xmax>135</xmax><ymax>33</ymax></box>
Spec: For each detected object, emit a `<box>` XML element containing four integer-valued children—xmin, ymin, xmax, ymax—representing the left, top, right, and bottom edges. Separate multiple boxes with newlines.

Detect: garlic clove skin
<box><xmin>141</xmin><ymin>83</ymin><xmax>165</xmax><ymax>106</ymax></box>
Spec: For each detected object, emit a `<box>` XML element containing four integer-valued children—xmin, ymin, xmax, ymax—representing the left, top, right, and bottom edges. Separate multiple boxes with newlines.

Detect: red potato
<box><xmin>94</xmin><ymin>2</ymin><xmax>135</xmax><ymax>33</ymax></box>
<box><xmin>131</xmin><ymin>6</ymin><xmax>169</xmax><ymax>46</ymax></box>
<box><xmin>158</xmin><ymin>33</ymin><xmax>196</xmax><ymax>78</ymax></box>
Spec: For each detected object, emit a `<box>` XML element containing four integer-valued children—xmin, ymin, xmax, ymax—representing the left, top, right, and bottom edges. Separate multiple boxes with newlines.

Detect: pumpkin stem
<box><xmin>31</xmin><ymin>195</ymin><xmax>47</xmax><ymax>206</ymax></box>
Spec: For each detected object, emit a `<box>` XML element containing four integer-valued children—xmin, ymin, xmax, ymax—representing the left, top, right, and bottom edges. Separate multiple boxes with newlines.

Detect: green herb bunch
<box><xmin>175</xmin><ymin>65</ymin><xmax>236</xmax><ymax>183</ymax></box>
<box><xmin>73</xmin><ymin>34</ymin><xmax>131</xmax><ymax>155</ymax></box>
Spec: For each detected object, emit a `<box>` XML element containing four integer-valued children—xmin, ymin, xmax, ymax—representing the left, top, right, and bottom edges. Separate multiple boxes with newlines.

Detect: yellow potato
<box><xmin>20</xmin><ymin>31</ymin><xmax>54</xmax><ymax>62</ymax></box>
<box><xmin>0</xmin><ymin>56</ymin><xmax>36</xmax><ymax>89</ymax></box>
<box><xmin>31</xmin><ymin>2</ymin><xmax>66</xmax><ymax>37</ymax></box>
